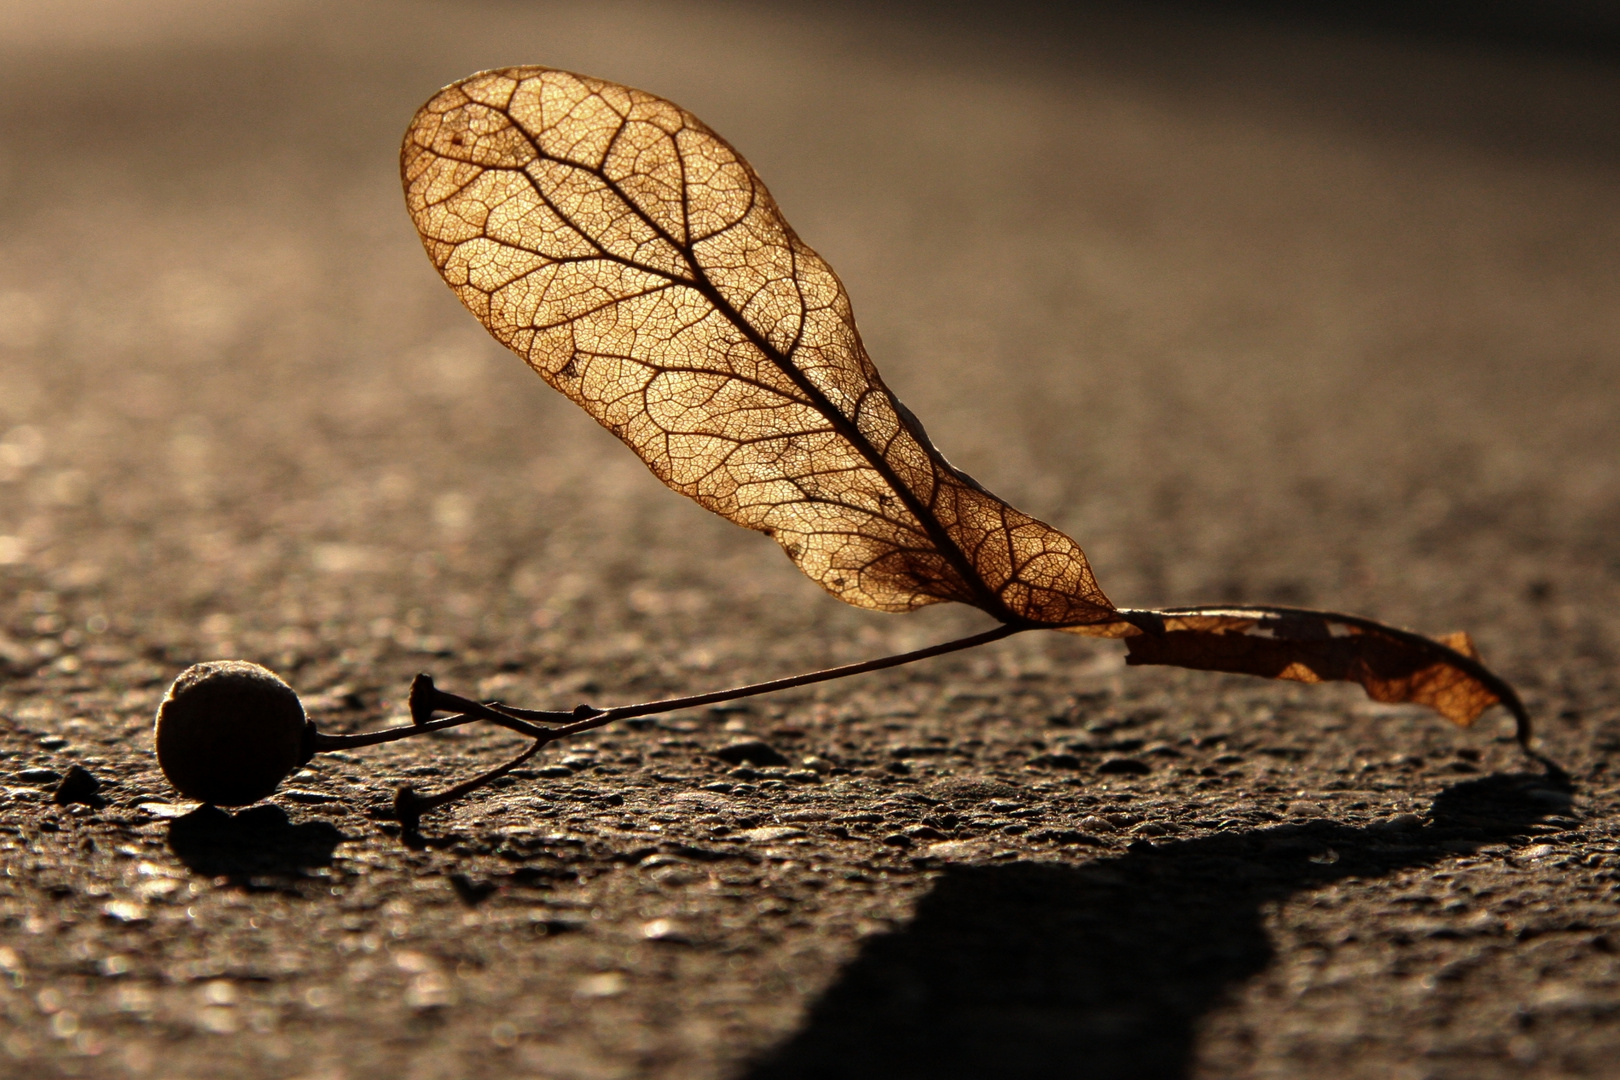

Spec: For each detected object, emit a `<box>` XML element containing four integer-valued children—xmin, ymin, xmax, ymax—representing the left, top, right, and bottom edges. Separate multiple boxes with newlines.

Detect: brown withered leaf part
<box><xmin>400</xmin><ymin>68</ymin><xmax>1532</xmax><ymax>740</ymax></box>
<box><xmin>400</xmin><ymin>66</ymin><xmax>1114</xmax><ymax>628</ymax></box>
<box><xmin>1116</xmin><ymin>606</ymin><xmax>1529</xmax><ymax>735</ymax></box>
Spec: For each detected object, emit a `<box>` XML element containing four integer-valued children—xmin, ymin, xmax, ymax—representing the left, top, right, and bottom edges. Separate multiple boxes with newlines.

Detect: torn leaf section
<box><xmin>1117</xmin><ymin>607</ymin><xmax>1520</xmax><ymax>728</ymax></box>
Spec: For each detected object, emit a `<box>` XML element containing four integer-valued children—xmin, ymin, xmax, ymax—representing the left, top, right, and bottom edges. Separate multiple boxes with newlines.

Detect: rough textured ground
<box><xmin>0</xmin><ymin>2</ymin><xmax>1617</xmax><ymax>1077</ymax></box>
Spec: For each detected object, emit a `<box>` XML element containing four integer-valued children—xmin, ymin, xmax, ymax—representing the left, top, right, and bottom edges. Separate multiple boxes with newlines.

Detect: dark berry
<box><xmin>154</xmin><ymin>661</ymin><xmax>310</xmax><ymax>806</ymax></box>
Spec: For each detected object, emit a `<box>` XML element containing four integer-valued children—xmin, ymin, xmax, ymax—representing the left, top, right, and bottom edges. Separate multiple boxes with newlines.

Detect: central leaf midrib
<box><xmin>497</xmin><ymin>105</ymin><xmax>1014</xmax><ymax>621</ymax></box>
<box><xmin>685</xmin><ymin>276</ymin><xmax>1011</xmax><ymax>618</ymax></box>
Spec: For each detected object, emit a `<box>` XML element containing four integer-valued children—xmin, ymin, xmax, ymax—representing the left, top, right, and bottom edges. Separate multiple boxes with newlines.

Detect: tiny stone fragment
<box><xmin>642</xmin><ymin>918</ymin><xmax>690</xmax><ymax>943</ymax></box>
<box><xmin>1378</xmin><ymin>813</ymin><xmax>1425</xmax><ymax>831</ymax></box>
<box><xmin>576</xmin><ymin>973</ymin><xmax>626</xmax><ymax>999</ymax></box>
<box><xmin>102</xmin><ymin>900</ymin><xmax>148</xmax><ymax>923</ymax></box>
<box><xmin>405</xmin><ymin>971</ymin><xmax>453</xmax><ymax>1010</ymax></box>
<box><xmin>133</xmin><ymin>801</ymin><xmax>194</xmax><ymax>819</ymax></box>
<box><xmin>714</xmin><ymin>740</ymin><xmax>788</xmax><ymax>767</ymax></box>
<box><xmin>279</xmin><ymin>789</ymin><xmax>338</xmax><ymax>804</ymax></box>
<box><xmin>52</xmin><ymin>764</ymin><xmax>102</xmax><ymax>806</ymax></box>
<box><xmin>1029</xmin><ymin>828</ymin><xmax>1105</xmax><ymax>846</ymax></box>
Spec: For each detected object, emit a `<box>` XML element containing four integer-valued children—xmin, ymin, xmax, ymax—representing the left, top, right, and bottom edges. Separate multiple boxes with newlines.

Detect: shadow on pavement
<box><xmin>744</xmin><ymin>770</ymin><xmax>1572</xmax><ymax>1080</ymax></box>
<box><xmin>167</xmin><ymin>804</ymin><xmax>344</xmax><ymax>885</ymax></box>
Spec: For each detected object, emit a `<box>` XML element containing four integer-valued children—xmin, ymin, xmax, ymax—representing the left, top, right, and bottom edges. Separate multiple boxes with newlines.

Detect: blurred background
<box><xmin>1</xmin><ymin>3</ymin><xmax>1618</xmax><ymax>1078</ymax></box>
<box><xmin>1</xmin><ymin>0</ymin><xmax>1617</xmax><ymax>669</ymax></box>
<box><xmin>0</xmin><ymin>0</ymin><xmax>1617</xmax><ymax>673</ymax></box>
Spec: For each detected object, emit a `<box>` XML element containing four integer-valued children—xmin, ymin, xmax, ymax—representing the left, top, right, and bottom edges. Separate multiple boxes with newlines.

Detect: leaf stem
<box><xmin>316</xmin><ymin>622</ymin><xmax>1026</xmax><ymax>755</ymax></box>
<box><xmin>310</xmin><ymin>690</ymin><xmax>563</xmax><ymax>751</ymax></box>
<box><xmin>395</xmin><ymin>736</ymin><xmax>548</xmax><ymax>834</ymax></box>
<box><xmin>345</xmin><ymin>621</ymin><xmax>1027</xmax><ymax>823</ymax></box>
<box><xmin>505</xmin><ymin>622</ymin><xmax>1025</xmax><ymax>729</ymax></box>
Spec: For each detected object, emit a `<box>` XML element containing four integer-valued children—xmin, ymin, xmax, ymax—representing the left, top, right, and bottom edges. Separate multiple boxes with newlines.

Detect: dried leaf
<box><xmin>401</xmin><ymin>66</ymin><xmax>1113</xmax><ymax>628</ymax></box>
<box><xmin>401</xmin><ymin>68</ymin><xmax>1528</xmax><ymax>737</ymax></box>
<box><xmin>1117</xmin><ymin>607</ymin><xmax>1522</xmax><ymax>729</ymax></box>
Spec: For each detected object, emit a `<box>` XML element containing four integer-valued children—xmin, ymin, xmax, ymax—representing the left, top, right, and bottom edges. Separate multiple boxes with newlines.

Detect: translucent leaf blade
<box><xmin>403</xmin><ymin>67</ymin><xmax>1116</xmax><ymax>627</ymax></box>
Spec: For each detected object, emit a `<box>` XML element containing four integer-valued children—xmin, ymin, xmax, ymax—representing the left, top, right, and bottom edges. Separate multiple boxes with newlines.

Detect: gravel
<box><xmin>0</xmin><ymin>2</ymin><xmax>1617</xmax><ymax>1078</ymax></box>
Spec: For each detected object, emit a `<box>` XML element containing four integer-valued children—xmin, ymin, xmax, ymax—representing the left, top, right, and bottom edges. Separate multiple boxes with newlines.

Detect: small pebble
<box><xmin>575</xmin><ymin>973</ymin><xmax>625</xmax><ymax>999</ymax></box>
<box><xmin>280</xmin><ymin>789</ymin><xmax>339</xmax><ymax>804</ymax></box>
<box><xmin>642</xmin><ymin>918</ymin><xmax>689</xmax><ymax>943</ymax></box>
<box><xmin>714</xmin><ymin>740</ymin><xmax>788</xmax><ymax>767</ymax></box>
<box><xmin>52</xmin><ymin>765</ymin><xmax>101</xmax><ymax>806</ymax></box>
<box><xmin>923</xmin><ymin>840</ymin><xmax>984</xmax><ymax>860</ymax></box>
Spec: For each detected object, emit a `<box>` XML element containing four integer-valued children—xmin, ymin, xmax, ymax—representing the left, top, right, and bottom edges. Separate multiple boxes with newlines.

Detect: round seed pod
<box><xmin>154</xmin><ymin>661</ymin><xmax>310</xmax><ymax>806</ymax></box>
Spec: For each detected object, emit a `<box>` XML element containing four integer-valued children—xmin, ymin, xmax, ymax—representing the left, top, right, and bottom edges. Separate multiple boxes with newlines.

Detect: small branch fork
<box><xmin>308</xmin><ymin>605</ymin><xmax>1559</xmax><ymax>831</ymax></box>
<box><xmin>314</xmin><ymin>623</ymin><xmax>1025</xmax><ymax>829</ymax></box>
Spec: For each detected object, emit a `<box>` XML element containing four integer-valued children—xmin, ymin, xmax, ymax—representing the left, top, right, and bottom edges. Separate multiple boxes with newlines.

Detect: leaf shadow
<box><xmin>166</xmin><ymin>804</ymin><xmax>345</xmax><ymax>885</ymax></box>
<box><xmin>743</xmin><ymin>771</ymin><xmax>1572</xmax><ymax>1080</ymax></box>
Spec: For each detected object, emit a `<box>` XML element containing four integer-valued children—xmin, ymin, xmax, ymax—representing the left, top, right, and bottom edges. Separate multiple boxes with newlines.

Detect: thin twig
<box><xmin>379</xmin><ymin>622</ymin><xmax>1026</xmax><ymax>824</ymax></box>
<box><xmin>318</xmin><ymin>624</ymin><xmax>1023</xmax><ymax>755</ymax></box>
<box><xmin>394</xmin><ymin>737</ymin><xmax>547</xmax><ymax>833</ymax></box>
<box><xmin>495</xmin><ymin>622</ymin><xmax>1025</xmax><ymax>728</ymax></box>
<box><xmin>311</xmin><ymin>677</ymin><xmax>568</xmax><ymax>751</ymax></box>
<box><xmin>310</xmin><ymin>705</ymin><xmax>552</xmax><ymax>751</ymax></box>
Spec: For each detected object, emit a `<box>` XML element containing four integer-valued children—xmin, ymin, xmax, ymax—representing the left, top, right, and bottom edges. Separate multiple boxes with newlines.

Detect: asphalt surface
<box><xmin>0</xmin><ymin>2</ymin><xmax>1617</xmax><ymax>1078</ymax></box>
